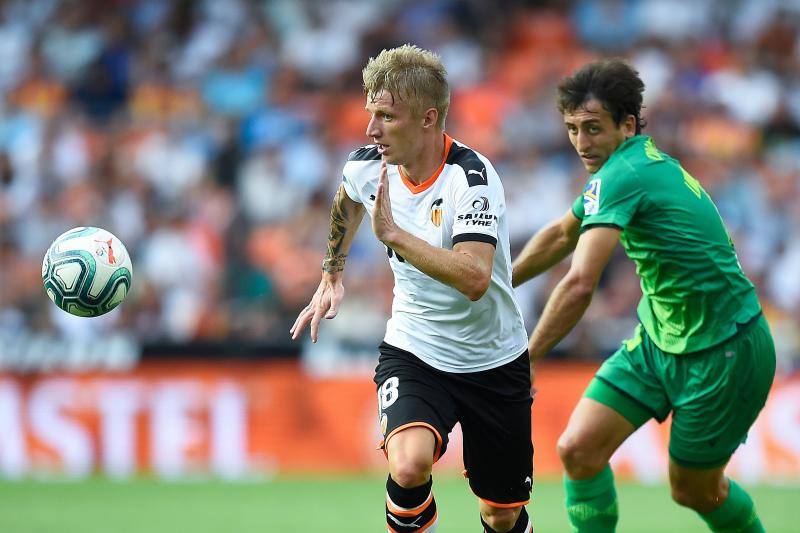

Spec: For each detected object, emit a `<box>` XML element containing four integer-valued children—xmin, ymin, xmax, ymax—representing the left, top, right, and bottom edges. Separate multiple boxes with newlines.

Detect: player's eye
<box><xmin>587</xmin><ymin>125</ymin><xmax>600</xmax><ymax>134</ymax></box>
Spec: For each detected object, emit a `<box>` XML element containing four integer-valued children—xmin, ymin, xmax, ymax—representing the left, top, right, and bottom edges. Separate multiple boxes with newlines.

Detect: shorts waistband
<box><xmin>680</xmin><ymin>311</ymin><xmax>764</xmax><ymax>356</ymax></box>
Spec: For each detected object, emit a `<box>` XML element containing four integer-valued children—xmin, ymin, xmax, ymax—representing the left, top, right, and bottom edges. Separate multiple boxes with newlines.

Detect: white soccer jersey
<box><xmin>342</xmin><ymin>134</ymin><xmax>528</xmax><ymax>372</ymax></box>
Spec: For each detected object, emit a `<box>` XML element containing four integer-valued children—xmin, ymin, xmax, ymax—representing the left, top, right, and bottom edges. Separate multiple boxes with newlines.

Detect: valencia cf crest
<box><xmin>430</xmin><ymin>198</ymin><xmax>444</xmax><ymax>227</ymax></box>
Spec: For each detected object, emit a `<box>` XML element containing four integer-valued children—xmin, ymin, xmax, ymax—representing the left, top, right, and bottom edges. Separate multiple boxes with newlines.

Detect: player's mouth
<box><xmin>375</xmin><ymin>143</ymin><xmax>388</xmax><ymax>155</ymax></box>
<box><xmin>581</xmin><ymin>154</ymin><xmax>600</xmax><ymax>166</ymax></box>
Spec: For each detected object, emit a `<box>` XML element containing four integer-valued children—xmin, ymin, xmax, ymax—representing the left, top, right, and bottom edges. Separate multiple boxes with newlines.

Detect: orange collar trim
<box><xmin>399</xmin><ymin>134</ymin><xmax>454</xmax><ymax>194</ymax></box>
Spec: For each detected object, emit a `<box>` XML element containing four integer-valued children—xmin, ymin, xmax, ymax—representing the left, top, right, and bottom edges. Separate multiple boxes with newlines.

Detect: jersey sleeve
<box><xmin>341</xmin><ymin>166</ymin><xmax>361</xmax><ymax>203</ymax></box>
<box><xmin>341</xmin><ymin>145</ymin><xmax>383</xmax><ymax>203</ymax></box>
<box><xmin>572</xmin><ymin>194</ymin><xmax>585</xmax><ymax>220</ymax></box>
<box><xmin>450</xmin><ymin>161</ymin><xmax>503</xmax><ymax>247</ymax></box>
<box><xmin>578</xmin><ymin>168</ymin><xmax>643</xmax><ymax>231</ymax></box>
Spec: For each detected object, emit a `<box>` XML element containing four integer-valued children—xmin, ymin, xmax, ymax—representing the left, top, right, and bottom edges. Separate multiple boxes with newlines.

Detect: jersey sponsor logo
<box><xmin>471</xmin><ymin>196</ymin><xmax>489</xmax><ymax>211</ymax></box>
<box><xmin>430</xmin><ymin>198</ymin><xmax>443</xmax><ymax>227</ymax></box>
<box><xmin>456</xmin><ymin>212</ymin><xmax>497</xmax><ymax>227</ymax></box>
<box><xmin>583</xmin><ymin>178</ymin><xmax>601</xmax><ymax>215</ymax></box>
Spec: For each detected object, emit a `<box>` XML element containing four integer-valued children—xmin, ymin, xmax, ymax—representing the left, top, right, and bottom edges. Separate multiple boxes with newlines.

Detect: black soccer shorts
<box><xmin>374</xmin><ymin>342</ymin><xmax>534</xmax><ymax>507</ymax></box>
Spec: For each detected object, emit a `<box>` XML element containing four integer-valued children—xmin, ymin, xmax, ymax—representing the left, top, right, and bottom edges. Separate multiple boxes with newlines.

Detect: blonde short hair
<box><xmin>362</xmin><ymin>44</ymin><xmax>450</xmax><ymax>129</ymax></box>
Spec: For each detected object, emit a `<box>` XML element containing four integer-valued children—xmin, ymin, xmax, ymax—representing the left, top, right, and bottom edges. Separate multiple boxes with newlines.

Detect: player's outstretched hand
<box><xmin>289</xmin><ymin>276</ymin><xmax>345</xmax><ymax>343</ymax></box>
<box><xmin>371</xmin><ymin>160</ymin><xmax>397</xmax><ymax>243</ymax></box>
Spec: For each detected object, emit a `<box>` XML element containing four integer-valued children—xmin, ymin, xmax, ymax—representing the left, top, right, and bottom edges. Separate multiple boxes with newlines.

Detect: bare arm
<box><xmin>512</xmin><ymin>208</ymin><xmax>581</xmax><ymax>287</ymax></box>
<box><xmin>527</xmin><ymin>226</ymin><xmax>619</xmax><ymax>361</ymax></box>
<box><xmin>371</xmin><ymin>161</ymin><xmax>494</xmax><ymax>301</ymax></box>
<box><xmin>321</xmin><ymin>185</ymin><xmax>366</xmax><ymax>275</ymax></box>
<box><xmin>290</xmin><ymin>184</ymin><xmax>365</xmax><ymax>342</ymax></box>
<box><xmin>389</xmin><ymin>234</ymin><xmax>495</xmax><ymax>302</ymax></box>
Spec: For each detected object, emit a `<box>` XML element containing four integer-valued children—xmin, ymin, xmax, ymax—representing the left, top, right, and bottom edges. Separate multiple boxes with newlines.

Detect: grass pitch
<box><xmin>0</xmin><ymin>475</ymin><xmax>796</xmax><ymax>532</ymax></box>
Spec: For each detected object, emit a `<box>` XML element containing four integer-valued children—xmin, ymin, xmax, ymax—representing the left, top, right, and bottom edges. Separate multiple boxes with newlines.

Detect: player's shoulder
<box><xmin>347</xmin><ymin>144</ymin><xmax>382</xmax><ymax>162</ymax></box>
<box><xmin>598</xmin><ymin>138</ymin><xmax>650</xmax><ymax>184</ymax></box>
<box><xmin>445</xmin><ymin>138</ymin><xmax>494</xmax><ymax>187</ymax></box>
<box><xmin>616</xmin><ymin>136</ymin><xmax>678</xmax><ymax>175</ymax></box>
<box><xmin>343</xmin><ymin>144</ymin><xmax>382</xmax><ymax>184</ymax></box>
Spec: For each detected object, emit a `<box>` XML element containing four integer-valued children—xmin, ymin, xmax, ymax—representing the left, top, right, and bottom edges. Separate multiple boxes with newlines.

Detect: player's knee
<box><xmin>670</xmin><ymin>483</ymin><xmax>724</xmax><ymax>513</ymax></box>
<box><xmin>388</xmin><ymin>455</ymin><xmax>433</xmax><ymax>488</ymax></box>
<box><xmin>481</xmin><ymin>505</ymin><xmax>520</xmax><ymax>532</ymax></box>
<box><xmin>557</xmin><ymin>432</ymin><xmax>605</xmax><ymax>479</ymax></box>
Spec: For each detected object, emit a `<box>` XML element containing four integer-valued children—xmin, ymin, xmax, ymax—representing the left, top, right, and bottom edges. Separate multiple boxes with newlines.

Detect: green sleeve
<box><xmin>580</xmin><ymin>169</ymin><xmax>643</xmax><ymax>230</ymax></box>
<box><xmin>571</xmin><ymin>194</ymin><xmax>584</xmax><ymax>220</ymax></box>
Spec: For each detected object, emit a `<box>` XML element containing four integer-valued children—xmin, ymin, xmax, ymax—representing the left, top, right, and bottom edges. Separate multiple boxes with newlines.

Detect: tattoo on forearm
<box><xmin>322</xmin><ymin>253</ymin><xmax>347</xmax><ymax>273</ymax></box>
<box><xmin>323</xmin><ymin>186</ymin><xmax>351</xmax><ymax>272</ymax></box>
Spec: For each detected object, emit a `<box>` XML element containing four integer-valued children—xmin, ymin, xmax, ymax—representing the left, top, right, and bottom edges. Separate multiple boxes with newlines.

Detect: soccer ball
<box><xmin>42</xmin><ymin>227</ymin><xmax>133</xmax><ymax>317</ymax></box>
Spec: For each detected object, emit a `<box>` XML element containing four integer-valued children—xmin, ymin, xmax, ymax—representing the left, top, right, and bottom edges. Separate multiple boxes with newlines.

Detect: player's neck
<box><xmin>400</xmin><ymin>131</ymin><xmax>446</xmax><ymax>185</ymax></box>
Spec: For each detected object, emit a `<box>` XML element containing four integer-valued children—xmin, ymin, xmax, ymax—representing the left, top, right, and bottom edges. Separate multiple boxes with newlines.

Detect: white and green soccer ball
<box><xmin>42</xmin><ymin>227</ymin><xmax>133</xmax><ymax>317</ymax></box>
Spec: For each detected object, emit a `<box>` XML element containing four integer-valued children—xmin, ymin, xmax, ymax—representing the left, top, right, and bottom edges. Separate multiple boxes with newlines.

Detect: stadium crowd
<box><xmin>1</xmin><ymin>0</ymin><xmax>799</xmax><ymax>372</ymax></box>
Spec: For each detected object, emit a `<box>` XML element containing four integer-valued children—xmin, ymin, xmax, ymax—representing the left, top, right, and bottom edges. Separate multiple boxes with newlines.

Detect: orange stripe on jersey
<box><xmin>399</xmin><ymin>133</ymin><xmax>454</xmax><ymax>194</ymax></box>
<box><xmin>479</xmin><ymin>497</ymin><xmax>530</xmax><ymax>509</ymax></box>
<box><xmin>386</xmin><ymin>490</ymin><xmax>433</xmax><ymax>517</ymax></box>
<box><xmin>381</xmin><ymin>422</ymin><xmax>444</xmax><ymax>463</ymax></box>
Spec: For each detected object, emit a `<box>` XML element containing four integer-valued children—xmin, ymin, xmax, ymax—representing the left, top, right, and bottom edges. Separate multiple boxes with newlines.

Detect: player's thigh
<box><xmin>668</xmin><ymin>316</ymin><xmax>776</xmax><ymax>468</ymax></box>
<box><xmin>456</xmin><ymin>351</ymin><xmax>533</xmax><ymax>507</ymax></box>
<box><xmin>374</xmin><ymin>343</ymin><xmax>458</xmax><ymax>462</ymax></box>
<box><xmin>583</xmin><ymin>325</ymin><xmax>670</xmax><ymax>428</ymax></box>
<box><xmin>559</xmin><ymin>397</ymin><xmax>638</xmax><ymax>468</ymax></box>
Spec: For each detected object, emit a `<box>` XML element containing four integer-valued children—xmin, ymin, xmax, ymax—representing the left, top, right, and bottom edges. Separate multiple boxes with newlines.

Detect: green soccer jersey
<box><xmin>571</xmin><ymin>135</ymin><xmax>761</xmax><ymax>354</ymax></box>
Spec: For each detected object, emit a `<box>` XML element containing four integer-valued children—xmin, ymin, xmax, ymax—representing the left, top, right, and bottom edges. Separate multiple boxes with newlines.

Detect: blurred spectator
<box><xmin>0</xmin><ymin>0</ymin><xmax>799</xmax><ymax>374</ymax></box>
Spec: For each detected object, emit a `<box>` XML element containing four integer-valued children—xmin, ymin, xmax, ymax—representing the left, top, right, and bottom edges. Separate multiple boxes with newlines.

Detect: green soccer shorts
<box><xmin>584</xmin><ymin>314</ymin><xmax>776</xmax><ymax>468</ymax></box>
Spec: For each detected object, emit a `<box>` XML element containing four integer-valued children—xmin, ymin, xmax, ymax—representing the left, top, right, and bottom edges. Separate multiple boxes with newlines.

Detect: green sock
<box><xmin>699</xmin><ymin>479</ymin><xmax>764</xmax><ymax>532</ymax></box>
<box><xmin>564</xmin><ymin>465</ymin><xmax>618</xmax><ymax>532</ymax></box>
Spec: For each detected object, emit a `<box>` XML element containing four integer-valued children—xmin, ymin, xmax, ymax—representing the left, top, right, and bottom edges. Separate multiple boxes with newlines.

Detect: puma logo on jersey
<box><xmin>466</xmin><ymin>168</ymin><xmax>487</xmax><ymax>186</ymax></box>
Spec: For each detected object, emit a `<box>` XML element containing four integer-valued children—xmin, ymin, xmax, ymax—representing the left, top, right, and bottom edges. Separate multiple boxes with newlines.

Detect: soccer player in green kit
<box><xmin>512</xmin><ymin>59</ymin><xmax>775</xmax><ymax>532</ymax></box>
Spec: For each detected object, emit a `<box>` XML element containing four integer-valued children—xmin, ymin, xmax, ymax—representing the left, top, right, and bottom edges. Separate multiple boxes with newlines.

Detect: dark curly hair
<box><xmin>557</xmin><ymin>59</ymin><xmax>647</xmax><ymax>134</ymax></box>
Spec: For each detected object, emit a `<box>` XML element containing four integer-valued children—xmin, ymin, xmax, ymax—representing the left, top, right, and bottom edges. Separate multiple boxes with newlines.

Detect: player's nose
<box><xmin>575</xmin><ymin>130</ymin><xmax>591</xmax><ymax>151</ymax></box>
<box><xmin>366</xmin><ymin>116</ymin><xmax>381</xmax><ymax>139</ymax></box>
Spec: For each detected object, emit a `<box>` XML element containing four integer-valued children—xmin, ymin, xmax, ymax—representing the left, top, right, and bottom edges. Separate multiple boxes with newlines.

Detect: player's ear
<box><xmin>422</xmin><ymin>107</ymin><xmax>438</xmax><ymax>129</ymax></box>
<box><xmin>623</xmin><ymin>114</ymin><xmax>637</xmax><ymax>137</ymax></box>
